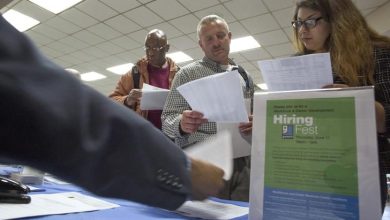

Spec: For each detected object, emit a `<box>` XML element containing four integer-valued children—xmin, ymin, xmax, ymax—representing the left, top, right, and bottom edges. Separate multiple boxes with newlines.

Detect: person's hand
<box><xmin>125</xmin><ymin>89</ymin><xmax>142</xmax><ymax>106</ymax></box>
<box><xmin>239</xmin><ymin>115</ymin><xmax>253</xmax><ymax>135</ymax></box>
<box><xmin>322</xmin><ymin>83</ymin><xmax>349</xmax><ymax>89</ymax></box>
<box><xmin>180</xmin><ymin>110</ymin><xmax>208</xmax><ymax>134</ymax></box>
<box><xmin>189</xmin><ymin>157</ymin><xmax>224</xmax><ymax>200</ymax></box>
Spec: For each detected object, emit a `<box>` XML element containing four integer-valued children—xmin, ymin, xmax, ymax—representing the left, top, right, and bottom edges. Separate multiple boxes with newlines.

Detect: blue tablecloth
<box><xmin>25</xmin><ymin>183</ymin><xmax>249</xmax><ymax>220</ymax></box>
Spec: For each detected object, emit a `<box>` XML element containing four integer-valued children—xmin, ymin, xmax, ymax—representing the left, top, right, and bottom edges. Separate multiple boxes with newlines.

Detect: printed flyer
<box><xmin>249</xmin><ymin>88</ymin><xmax>381</xmax><ymax>220</ymax></box>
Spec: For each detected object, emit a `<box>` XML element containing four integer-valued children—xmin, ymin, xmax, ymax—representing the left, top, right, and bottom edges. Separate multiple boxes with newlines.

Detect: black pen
<box><xmin>0</xmin><ymin>192</ymin><xmax>31</xmax><ymax>204</ymax></box>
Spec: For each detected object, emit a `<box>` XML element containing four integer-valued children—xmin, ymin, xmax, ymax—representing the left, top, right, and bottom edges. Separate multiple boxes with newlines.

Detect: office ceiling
<box><xmin>1</xmin><ymin>0</ymin><xmax>389</xmax><ymax>95</ymax></box>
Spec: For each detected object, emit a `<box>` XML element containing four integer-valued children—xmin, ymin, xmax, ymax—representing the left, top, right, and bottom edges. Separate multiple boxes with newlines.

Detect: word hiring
<box><xmin>274</xmin><ymin>114</ymin><xmax>318</xmax><ymax>135</ymax></box>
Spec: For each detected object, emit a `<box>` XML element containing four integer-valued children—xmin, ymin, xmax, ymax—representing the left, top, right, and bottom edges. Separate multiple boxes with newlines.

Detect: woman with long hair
<box><xmin>292</xmin><ymin>0</ymin><xmax>390</xmax><ymax>210</ymax></box>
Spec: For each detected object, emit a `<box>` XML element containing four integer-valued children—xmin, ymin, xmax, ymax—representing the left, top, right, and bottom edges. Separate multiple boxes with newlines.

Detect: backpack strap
<box><xmin>236</xmin><ymin>65</ymin><xmax>250</xmax><ymax>90</ymax></box>
<box><xmin>131</xmin><ymin>66</ymin><xmax>140</xmax><ymax>89</ymax></box>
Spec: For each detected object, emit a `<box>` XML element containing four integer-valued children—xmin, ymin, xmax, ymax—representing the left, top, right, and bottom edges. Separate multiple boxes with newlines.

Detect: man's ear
<box><xmin>165</xmin><ymin>44</ymin><xmax>170</xmax><ymax>52</ymax></box>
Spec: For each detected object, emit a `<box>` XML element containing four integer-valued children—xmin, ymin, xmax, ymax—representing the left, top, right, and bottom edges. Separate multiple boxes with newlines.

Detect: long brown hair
<box><xmin>292</xmin><ymin>0</ymin><xmax>390</xmax><ymax>86</ymax></box>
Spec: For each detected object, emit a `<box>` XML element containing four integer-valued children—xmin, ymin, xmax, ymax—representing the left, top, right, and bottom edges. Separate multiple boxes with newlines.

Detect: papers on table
<box><xmin>140</xmin><ymin>83</ymin><xmax>169</xmax><ymax>110</ymax></box>
<box><xmin>258</xmin><ymin>53</ymin><xmax>333</xmax><ymax>91</ymax></box>
<box><xmin>0</xmin><ymin>192</ymin><xmax>119</xmax><ymax>219</ymax></box>
<box><xmin>176</xmin><ymin>199</ymin><xmax>249</xmax><ymax>220</ymax></box>
<box><xmin>184</xmin><ymin>131</ymin><xmax>233</xmax><ymax>180</ymax></box>
<box><xmin>177</xmin><ymin>70</ymin><xmax>248</xmax><ymax>122</ymax></box>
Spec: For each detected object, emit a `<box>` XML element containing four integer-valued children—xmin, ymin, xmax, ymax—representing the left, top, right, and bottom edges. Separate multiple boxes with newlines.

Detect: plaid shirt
<box><xmin>162</xmin><ymin>56</ymin><xmax>255</xmax><ymax>147</ymax></box>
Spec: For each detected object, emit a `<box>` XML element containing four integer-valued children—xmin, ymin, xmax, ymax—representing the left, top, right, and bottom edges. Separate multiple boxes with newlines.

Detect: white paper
<box><xmin>140</xmin><ymin>83</ymin><xmax>169</xmax><ymax>110</ymax></box>
<box><xmin>176</xmin><ymin>199</ymin><xmax>249</xmax><ymax>220</ymax></box>
<box><xmin>0</xmin><ymin>192</ymin><xmax>119</xmax><ymax>219</ymax></box>
<box><xmin>217</xmin><ymin>98</ymin><xmax>252</xmax><ymax>158</ymax></box>
<box><xmin>258</xmin><ymin>53</ymin><xmax>333</xmax><ymax>91</ymax></box>
<box><xmin>177</xmin><ymin>70</ymin><xmax>248</xmax><ymax>122</ymax></box>
<box><xmin>184</xmin><ymin>131</ymin><xmax>233</xmax><ymax>180</ymax></box>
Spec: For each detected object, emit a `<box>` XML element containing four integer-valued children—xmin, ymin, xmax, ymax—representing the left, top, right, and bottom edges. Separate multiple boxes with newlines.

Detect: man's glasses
<box><xmin>143</xmin><ymin>46</ymin><xmax>166</xmax><ymax>52</ymax></box>
<box><xmin>291</xmin><ymin>17</ymin><xmax>323</xmax><ymax>29</ymax></box>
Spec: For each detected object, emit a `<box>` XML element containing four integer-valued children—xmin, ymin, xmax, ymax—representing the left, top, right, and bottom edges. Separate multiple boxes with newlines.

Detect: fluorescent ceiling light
<box><xmin>80</xmin><ymin>72</ymin><xmax>107</xmax><ymax>82</ymax></box>
<box><xmin>167</xmin><ymin>52</ymin><xmax>193</xmax><ymax>63</ymax></box>
<box><xmin>3</xmin><ymin>9</ymin><xmax>40</xmax><ymax>32</ymax></box>
<box><xmin>230</xmin><ymin>36</ymin><xmax>261</xmax><ymax>53</ymax></box>
<box><xmin>29</xmin><ymin>0</ymin><xmax>83</xmax><ymax>14</ymax></box>
<box><xmin>106</xmin><ymin>63</ymin><xmax>134</xmax><ymax>75</ymax></box>
<box><xmin>257</xmin><ymin>83</ymin><xmax>268</xmax><ymax>90</ymax></box>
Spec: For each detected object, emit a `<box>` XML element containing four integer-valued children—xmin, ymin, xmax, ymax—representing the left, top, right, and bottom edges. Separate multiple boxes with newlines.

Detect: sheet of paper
<box><xmin>258</xmin><ymin>53</ymin><xmax>333</xmax><ymax>91</ymax></box>
<box><xmin>176</xmin><ymin>199</ymin><xmax>249</xmax><ymax>220</ymax></box>
<box><xmin>0</xmin><ymin>192</ymin><xmax>119</xmax><ymax>219</ymax></box>
<box><xmin>184</xmin><ymin>131</ymin><xmax>233</xmax><ymax>180</ymax></box>
<box><xmin>177</xmin><ymin>70</ymin><xmax>248</xmax><ymax>122</ymax></box>
<box><xmin>140</xmin><ymin>83</ymin><xmax>169</xmax><ymax>110</ymax></box>
<box><xmin>249</xmin><ymin>87</ymin><xmax>381</xmax><ymax>220</ymax></box>
<box><xmin>217</xmin><ymin>98</ymin><xmax>252</xmax><ymax>158</ymax></box>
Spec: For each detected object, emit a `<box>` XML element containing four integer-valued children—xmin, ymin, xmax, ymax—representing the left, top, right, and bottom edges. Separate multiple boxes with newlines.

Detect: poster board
<box><xmin>249</xmin><ymin>87</ymin><xmax>381</xmax><ymax>220</ymax></box>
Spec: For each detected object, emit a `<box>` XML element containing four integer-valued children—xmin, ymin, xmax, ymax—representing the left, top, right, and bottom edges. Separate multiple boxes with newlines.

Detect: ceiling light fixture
<box><xmin>29</xmin><ymin>0</ymin><xmax>83</xmax><ymax>14</ymax></box>
<box><xmin>230</xmin><ymin>36</ymin><xmax>261</xmax><ymax>53</ymax></box>
<box><xmin>106</xmin><ymin>63</ymin><xmax>134</xmax><ymax>75</ymax></box>
<box><xmin>167</xmin><ymin>52</ymin><xmax>193</xmax><ymax>63</ymax></box>
<box><xmin>3</xmin><ymin>9</ymin><xmax>40</xmax><ymax>32</ymax></box>
<box><xmin>80</xmin><ymin>71</ymin><xmax>107</xmax><ymax>81</ymax></box>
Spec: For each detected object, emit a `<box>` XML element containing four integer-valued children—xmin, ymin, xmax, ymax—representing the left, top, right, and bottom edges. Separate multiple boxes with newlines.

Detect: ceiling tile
<box><xmin>229</xmin><ymin>22</ymin><xmax>250</xmax><ymax>38</ymax></box>
<box><xmin>12</xmin><ymin>0</ymin><xmax>54</xmax><ymax>22</ymax></box>
<box><xmin>241</xmin><ymin>13</ymin><xmax>280</xmax><ymax>35</ymax></box>
<box><xmin>44</xmin><ymin>16</ymin><xmax>82</xmax><ymax>34</ymax></box>
<box><xmin>76</xmin><ymin>0</ymin><xmax>117</xmax><ymax>21</ymax></box>
<box><xmin>240</xmin><ymin>47</ymin><xmax>272</xmax><ymax>61</ymax></box>
<box><xmin>194</xmin><ymin>5</ymin><xmax>236</xmax><ymax>22</ymax></box>
<box><xmin>183</xmin><ymin>47</ymin><xmax>204</xmax><ymax>61</ymax></box>
<box><xmin>169</xmin><ymin>14</ymin><xmax>199</xmax><ymax>34</ymax></box>
<box><xmin>272</xmin><ymin>7</ymin><xmax>295</xmax><ymax>28</ymax></box>
<box><xmin>128</xmin><ymin>29</ymin><xmax>149</xmax><ymax>44</ymax></box>
<box><xmin>355</xmin><ymin>0</ymin><xmax>388</xmax><ymax>10</ymax></box>
<box><xmin>99</xmin><ymin>0</ymin><xmax>140</xmax><ymax>13</ymax></box>
<box><xmin>124</xmin><ymin>6</ymin><xmax>163</xmax><ymax>27</ymax></box>
<box><xmin>87</xmin><ymin>23</ymin><xmax>122</xmax><ymax>40</ymax></box>
<box><xmin>265</xmin><ymin>42</ymin><xmax>295</xmax><ymax>57</ymax></box>
<box><xmin>40</xmin><ymin>46</ymin><xmax>62</xmax><ymax>58</ymax></box>
<box><xmin>83</xmin><ymin>46</ymin><xmax>111</xmax><ymax>58</ymax></box>
<box><xmin>60</xmin><ymin>8</ymin><xmax>98</xmax><ymax>28</ymax></box>
<box><xmin>95</xmin><ymin>41</ymin><xmax>126</xmax><ymax>55</ymax></box>
<box><xmin>57</xmin><ymin>54</ymin><xmax>83</xmax><ymax>65</ymax></box>
<box><xmin>46</xmin><ymin>41</ymin><xmax>77</xmax><ymax>54</ymax></box>
<box><xmin>283</xmin><ymin>27</ymin><xmax>294</xmax><ymax>42</ymax></box>
<box><xmin>147</xmin><ymin>0</ymin><xmax>189</xmax><ymax>20</ymax></box>
<box><xmin>69</xmin><ymin>51</ymin><xmax>96</xmax><ymax>62</ymax></box>
<box><xmin>230</xmin><ymin>53</ymin><xmax>247</xmax><ymax>63</ymax></box>
<box><xmin>148</xmin><ymin>22</ymin><xmax>183</xmax><ymax>38</ymax></box>
<box><xmin>72</xmin><ymin>30</ymin><xmax>105</xmax><ymax>45</ymax></box>
<box><xmin>262</xmin><ymin>0</ymin><xmax>294</xmax><ymax>11</ymax></box>
<box><xmin>178</xmin><ymin>0</ymin><xmax>220</xmax><ymax>12</ymax></box>
<box><xmin>254</xmin><ymin>29</ymin><xmax>289</xmax><ymax>47</ymax></box>
<box><xmin>224</xmin><ymin>0</ymin><xmax>268</xmax><ymax>20</ymax></box>
<box><xmin>32</xmin><ymin>24</ymin><xmax>67</xmax><ymax>40</ymax></box>
<box><xmin>25</xmin><ymin>30</ymin><xmax>54</xmax><ymax>46</ymax></box>
<box><xmin>104</xmin><ymin>15</ymin><xmax>141</xmax><ymax>34</ymax></box>
<box><xmin>52</xmin><ymin>58</ymin><xmax>70</xmax><ymax>68</ymax></box>
<box><xmin>115</xmin><ymin>51</ymin><xmax>141</xmax><ymax>63</ymax></box>
<box><xmin>111</xmin><ymin>36</ymin><xmax>140</xmax><ymax>50</ymax></box>
<box><xmin>58</xmin><ymin>36</ymin><xmax>90</xmax><ymax>50</ymax></box>
<box><xmin>169</xmin><ymin>35</ymin><xmax>197</xmax><ymax>50</ymax></box>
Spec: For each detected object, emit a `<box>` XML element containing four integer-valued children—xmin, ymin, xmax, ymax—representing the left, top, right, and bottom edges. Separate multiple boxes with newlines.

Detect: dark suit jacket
<box><xmin>0</xmin><ymin>15</ymin><xmax>190</xmax><ymax>210</ymax></box>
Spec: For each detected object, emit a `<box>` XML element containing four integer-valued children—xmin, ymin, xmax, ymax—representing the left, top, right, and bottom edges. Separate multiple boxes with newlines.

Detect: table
<box><xmin>25</xmin><ymin>183</ymin><xmax>249</xmax><ymax>220</ymax></box>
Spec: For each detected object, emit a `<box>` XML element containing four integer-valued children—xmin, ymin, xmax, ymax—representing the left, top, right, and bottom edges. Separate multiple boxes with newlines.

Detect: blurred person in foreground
<box><xmin>0</xmin><ymin>14</ymin><xmax>224</xmax><ymax>210</ymax></box>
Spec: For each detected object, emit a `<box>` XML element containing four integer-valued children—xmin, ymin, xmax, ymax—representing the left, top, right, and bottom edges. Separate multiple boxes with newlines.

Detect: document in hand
<box><xmin>184</xmin><ymin>131</ymin><xmax>233</xmax><ymax>180</ymax></box>
<box><xmin>177</xmin><ymin>70</ymin><xmax>248</xmax><ymax>122</ymax></box>
<box><xmin>257</xmin><ymin>53</ymin><xmax>333</xmax><ymax>91</ymax></box>
<box><xmin>249</xmin><ymin>87</ymin><xmax>381</xmax><ymax>220</ymax></box>
<box><xmin>140</xmin><ymin>83</ymin><xmax>169</xmax><ymax>110</ymax></box>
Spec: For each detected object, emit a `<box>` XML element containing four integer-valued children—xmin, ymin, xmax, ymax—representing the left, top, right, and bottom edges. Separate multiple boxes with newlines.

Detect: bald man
<box><xmin>109</xmin><ymin>29</ymin><xmax>179</xmax><ymax>129</ymax></box>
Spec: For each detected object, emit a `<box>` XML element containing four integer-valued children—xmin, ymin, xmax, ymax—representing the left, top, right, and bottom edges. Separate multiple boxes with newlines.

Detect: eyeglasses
<box><xmin>143</xmin><ymin>46</ymin><xmax>166</xmax><ymax>52</ymax></box>
<box><xmin>291</xmin><ymin>17</ymin><xmax>323</xmax><ymax>29</ymax></box>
